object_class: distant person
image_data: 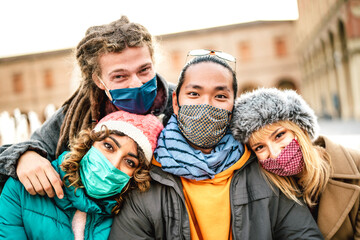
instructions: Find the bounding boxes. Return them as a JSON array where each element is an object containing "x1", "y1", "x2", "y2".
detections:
[
  {"x1": 0, "y1": 110, "x2": 163, "y2": 239},
  {"x1": 231, "y1": 87, "x2": 360, "y2": 240},
  {"x1": 109, "y1": 52, "x2": 323, "y2": 239},
  {"x1": 0, "y1": 15, "x2": 175, "y2": 198}
]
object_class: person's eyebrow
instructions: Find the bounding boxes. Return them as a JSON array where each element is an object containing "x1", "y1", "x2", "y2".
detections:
[
  {"x1": 215, "y1": 86, "x2": 231, "y2": 92},
  {"x1": 108, "y1": 136, "x2": 139, "y2": 159},
  {"x1": 108, "y1": 136, "x2": 121, "y2": 148},
  {"x1": 250, "y1": 142, "x2": 260, "y2": 149},
  {"x1": 128, "y1": 152, "x2": 139, "y2": 159},
  {"x1": 270, "y1": 128, "x2": 282, "y2": 138},
  {"x1": 108, "y1": 62, "x2": 153, "y2": 75},
  {"x1": 138, "y1": 62, "x2": 152, "y2": 69},
  {"x1": 135, "y1": 62, "x2": 153, "y2": 72},
  {"x1": 250, "y1": 128, "x2": 282, "y2": 148},
  {"x1": 184, "y1": 84, "x2": 231, "y2": 91},
  {"x1": 184, "y1": 84, "x2": 202, "y2": 90}
]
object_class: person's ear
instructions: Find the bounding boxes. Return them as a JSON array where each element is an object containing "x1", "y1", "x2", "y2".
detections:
[
  {"x1": 172, "y1": 91, "x2": 179, "y2": 115},
  {"x1": 92, "y1": 73, "x2": 106, "y2": 90}
]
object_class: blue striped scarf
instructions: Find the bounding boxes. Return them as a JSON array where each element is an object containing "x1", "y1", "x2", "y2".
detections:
[{"x1": 154, "y1": 115, "x2": 244, "y2": 180}]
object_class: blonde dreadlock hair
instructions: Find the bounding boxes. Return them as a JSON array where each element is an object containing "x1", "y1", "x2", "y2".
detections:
[{"x1": 56, "y1": 15, "x2": 155, "y2": 157}]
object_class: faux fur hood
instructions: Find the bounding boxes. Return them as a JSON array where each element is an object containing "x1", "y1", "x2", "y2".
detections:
[{"x1": 230, "y1": 88, "x2": 319, "y2": 143}]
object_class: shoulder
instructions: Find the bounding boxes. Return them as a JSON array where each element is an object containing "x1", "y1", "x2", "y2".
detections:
[
  {"x1": 1, "y1": 177, "x2": 31, "y2": 205},
  {"x1": 44, "y1": 106, "x2": 66, "y2": 124},
  {"x1": 2, "y1": 177, "x2": 22, "y2": 191},
  {"x1": 315, "y1": 135, "x2": 360, "y2": 173},
  {"x1": 127, "y1": 180, "x2": 167, "y2": 206},
  {"x1": 156, "y1": 73, "x2": 176, "y2": 93},
  {"x1": 233, "y1": 157, "x2": 281, "y2": 201}
]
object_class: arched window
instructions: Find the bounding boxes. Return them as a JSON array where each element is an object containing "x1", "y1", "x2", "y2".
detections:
[{"x1": 276, "y1": 78, "x2": 297, "y2": 90}]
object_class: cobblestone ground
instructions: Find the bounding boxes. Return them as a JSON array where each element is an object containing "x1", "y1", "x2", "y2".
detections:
[{"x1": 318, "y1": 119, "x2": 360, "y2": 150}]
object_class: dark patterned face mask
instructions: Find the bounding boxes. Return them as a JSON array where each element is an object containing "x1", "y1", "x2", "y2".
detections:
[{"x1": 177, "y1": 104, "x2": 231, "y2": 149}]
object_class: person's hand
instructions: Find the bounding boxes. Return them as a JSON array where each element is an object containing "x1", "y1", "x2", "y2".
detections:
[{"x1": 16, "y1": 151, "x2": 64, "y2": 199}]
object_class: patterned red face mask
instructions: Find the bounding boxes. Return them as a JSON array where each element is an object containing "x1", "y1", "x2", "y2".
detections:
[{"x1": 259, "y1": 139, "x2": 304, "y2": 176}]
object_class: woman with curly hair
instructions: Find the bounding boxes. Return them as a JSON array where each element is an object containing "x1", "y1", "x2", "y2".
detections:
[
  {"x1": 0, "y1": 110, "x2": 163, "y2": 239},
  {"x1": 231, "y1": 88, "x2": 360, "y2": 239}
]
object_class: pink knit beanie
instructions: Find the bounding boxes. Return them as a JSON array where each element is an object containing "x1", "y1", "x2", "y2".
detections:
[{"x1": 93, "y1": 111, "x2": 164, "y2": 162}]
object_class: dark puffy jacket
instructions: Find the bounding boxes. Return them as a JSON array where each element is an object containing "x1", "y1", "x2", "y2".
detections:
[
  {"x1": 0, "y1": 152, "x2": 116, "y2": 239},
  {"x1": 109, "y1": 154, "x2": 324, "y2": 240}
]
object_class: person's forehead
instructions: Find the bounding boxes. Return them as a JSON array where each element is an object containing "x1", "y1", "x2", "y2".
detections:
[
  {"x1": 98, "y1": 48, "x2": 153, "y2": 73},
  {"x1": 183, "y1": 62, "x2": 233, "y2": 89}
]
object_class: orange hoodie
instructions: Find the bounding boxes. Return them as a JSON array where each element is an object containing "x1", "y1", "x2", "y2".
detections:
[{"x1": 152, "y1": 145, "x2": 251, "y2": 240}]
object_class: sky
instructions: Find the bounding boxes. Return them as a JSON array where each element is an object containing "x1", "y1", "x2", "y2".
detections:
[{"x1": 0, "y1": 0, "x2": 298, "y2": 58}]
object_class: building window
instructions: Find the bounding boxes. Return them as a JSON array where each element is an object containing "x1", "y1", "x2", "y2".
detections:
[
  {"x1": 277, "y1": 78, "x2": 296, "y2": 90},
  {"x1": 238, "y1": 41, "x2": 251, "y2": 62},
  {"x1": 13, "y1": 73, "x2": 24, "y2": 94},
  {"x1": 44, "y1": 69, "x2": 54, "y2": 89},
  {"x1": 274, "y1": 37, "x2": 287, "y2": 57}
]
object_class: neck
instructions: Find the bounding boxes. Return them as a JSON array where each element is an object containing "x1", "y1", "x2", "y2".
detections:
[{"x1": 188, "y1": 141, "x2": 213, "y2": 154}]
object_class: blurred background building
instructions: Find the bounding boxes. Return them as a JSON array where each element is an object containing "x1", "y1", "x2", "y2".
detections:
[
  {"x1": 0, "y1": 0, "x2": 359, "y2": 146},
  {"x1": 156, "y1": 20, "x2": 300, "y2": 93},
  {"x1": 0, "y1": 20, "x2": 299, "y2": 121},
  {"x1": 296, "y1": 0, "x2": 360, "y2": 120},
  {"x1": 0, "y1": 49, "x2": 75, "y2": 119}
]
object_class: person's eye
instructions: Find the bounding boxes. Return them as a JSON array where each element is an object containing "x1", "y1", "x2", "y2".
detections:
[
  {"x1": 188, "y1": 92, "x2": 199, "y2": 97},
  {"x1": 253, "y1": 145, "x2": 264, "y2": 152},
  {"x1": 275, "y1": 132, "x2": 285, "y2": 139},
  {"x1": 139, "y1": 67, "x2": 151, "y2": 74},
  {"x1": 113, "y1": 74, "x2": 128, "y2": 81},
  {"x1": 103, "y1": 142, "x2": 114, "y2": 151},
  {"x1": 125, "y1": 159, "x2": 137, "y2": 168},
  {"x1": 215, "y1": 94, "x2": 228, "y2": 99}
]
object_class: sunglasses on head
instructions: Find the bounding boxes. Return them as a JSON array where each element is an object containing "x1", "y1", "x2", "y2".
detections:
[{"x1": 186, "y1": 49, "x2": 236, "y2": 71}]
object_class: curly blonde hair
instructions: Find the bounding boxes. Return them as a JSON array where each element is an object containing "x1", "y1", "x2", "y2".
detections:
[
  {"x1": 249, "y1": 120, "x2": 332, "y2": 207},
  {"x1": 60, "y1": 126, "x2": 151, "y2": 215}
]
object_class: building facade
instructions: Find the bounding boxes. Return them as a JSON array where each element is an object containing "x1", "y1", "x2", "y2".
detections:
[
  {"x1": 155, "y1": 20, "x2": 300, "y2": 96},
  {"x1": 0, "y1": 49, "x2": 78, "y2": 121},
  {"x1": 296, "y1": 0, "x2": 360, "y2": 120},
  {"x1": 0, "y1": 20, "x2": 300, "y2": 119}
]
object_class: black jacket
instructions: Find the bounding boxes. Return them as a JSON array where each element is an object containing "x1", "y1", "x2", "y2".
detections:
[{"x1": 109, "y1": 154, "x2": 324, "y2": 240}]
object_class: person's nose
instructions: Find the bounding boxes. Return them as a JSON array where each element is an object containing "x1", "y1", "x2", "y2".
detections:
[
  {"x1": 203, "y1": 96, "x2": 212, "y2": 106},
  {"x1": 108, "y1": 154, "x2": 123, "y2": 170},
  {"x1": 128, "y1": 75, "x2": 143, "y2": 88},
  {"x1": 268, "y1": 144, "x2": 282, "y2": 159}
]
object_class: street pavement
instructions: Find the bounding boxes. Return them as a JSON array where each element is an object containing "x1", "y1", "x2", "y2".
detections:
[{"x1": 318, "y1": 119, "x2": 360, "y2": 150}]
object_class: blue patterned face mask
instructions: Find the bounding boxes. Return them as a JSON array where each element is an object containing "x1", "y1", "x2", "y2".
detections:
[
  {"x1": 177, "y1": 104, "x2": 232, "y2": 148},
  {"x1": 99, "y1": 76, "x2": 157, "y2": 114},
  {"x1": 79, "y1": 146, "x2": 130, "y2": 199}
]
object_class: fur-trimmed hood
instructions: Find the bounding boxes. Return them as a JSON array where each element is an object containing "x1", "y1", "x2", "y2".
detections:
[{"x1": 230, "y1": 88, "x2": 319, "y2": 143}]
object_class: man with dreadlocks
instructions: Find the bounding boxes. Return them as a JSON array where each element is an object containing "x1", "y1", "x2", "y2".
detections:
[{"x1": 0, "y1": 15, "x2": 175, "y2": 199}]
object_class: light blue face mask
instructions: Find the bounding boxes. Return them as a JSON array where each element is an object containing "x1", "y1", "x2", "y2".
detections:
[
  {"x1": 79, "y1": 146, "x2": 131, "y2": 199},
  {"x1": 99, "y1": 76, "x2": 157, "y2": 114}
]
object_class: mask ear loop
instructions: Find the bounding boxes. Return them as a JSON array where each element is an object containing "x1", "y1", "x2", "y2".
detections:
[{"x1": 97, "y1": 76, "x2": 113, "y2": 101}]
